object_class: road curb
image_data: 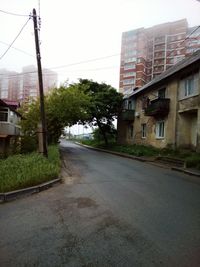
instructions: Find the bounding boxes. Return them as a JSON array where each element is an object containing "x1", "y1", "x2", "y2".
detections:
[
  {"x1": 76, "y1": 142, "x2": 151, "y2": 162},
  {"x1": 76, "y1": 142, "x2": 200, "y2": 178},
  {"x1": 171, "y1": 167, "x2": 200, "y2": 177},
  {"x1": 0, "y1": 178, "x2": 62, "y2": 203}
]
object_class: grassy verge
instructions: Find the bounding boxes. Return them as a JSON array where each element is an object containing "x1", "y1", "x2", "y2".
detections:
[
  {"x1": 80, "y1": 140, "x2": 200, "y2": 169},
  {"x1": 0, "y1": 145, "x2": 61, "y2": 193},
  {"x1": 80, "y1": 140, "x2": 159, "y2": 156}
]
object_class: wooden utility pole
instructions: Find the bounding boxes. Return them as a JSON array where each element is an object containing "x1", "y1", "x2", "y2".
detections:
[{"x1": 32, "y1": 8, "x2": 48, "y2": 157}]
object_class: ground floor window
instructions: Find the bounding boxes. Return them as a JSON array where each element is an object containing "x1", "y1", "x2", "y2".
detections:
[
  {"x1": 141, "y1": 123, "x2": 147, "y2": 138},
  {"x1": 156, "y1": 121, "x2": 165, "y2": 138}
]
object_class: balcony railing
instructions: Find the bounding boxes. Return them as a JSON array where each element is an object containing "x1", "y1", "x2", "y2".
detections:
[
  {"x1": 145, "y1": 98, "x2": 170, "y2": 117},
  {"x1": 121, "y1": 109, "x2": 135, "y2": 121},
  {"x1": 0, "y1": 122, "x2": 21, "y2": 136}
]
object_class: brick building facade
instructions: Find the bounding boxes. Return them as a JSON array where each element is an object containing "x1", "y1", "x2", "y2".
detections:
[{"x1": 119, "y1": 19, "x2": 200, "y2": 94}]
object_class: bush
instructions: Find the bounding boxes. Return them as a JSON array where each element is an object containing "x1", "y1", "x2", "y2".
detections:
[
  {"x1": 185, "y1": 154, "x2": 200, "y2": 169},
  {"x1": 21, "y1": 135, "x2": 37, "y2": 154},
  {"x1": 0, "y1": 145, "x2": 61, "y2": 193}
]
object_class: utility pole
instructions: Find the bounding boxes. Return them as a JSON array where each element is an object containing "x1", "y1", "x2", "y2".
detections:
[{"x1": 32, "y1": 8, "x2": 48, "y2": 157}]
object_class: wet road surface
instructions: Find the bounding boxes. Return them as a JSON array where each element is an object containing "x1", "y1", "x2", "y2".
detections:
[{"x1": 0, "y1": 140, "x2": 200, "y2": 267}]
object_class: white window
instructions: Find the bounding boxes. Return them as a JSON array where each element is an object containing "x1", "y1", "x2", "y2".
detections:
[
  {"x1": 156, "y1": 121, "x2": 165, "y2": 138},
  {"x1": 179, "y1": 73, "x2": 198, "y2": 99},
  {"x1": 123, "y1": 72, "x2": 135, "y2": 78},
  {"x1": 141, "y1": 123, "x2": 147, "y2": 138},
  {"x1": 184, "y1": 77, "x2": 194, "y2": 96},
  {"x1": 124, "y1": 63, "x2": 136, "y2": 70},
  {"x1": 123, "y1": 78, "x2": 135, "y2": 85},
  {"x1": 124, "y1": 57, "x2": 136, "y2": 63}
]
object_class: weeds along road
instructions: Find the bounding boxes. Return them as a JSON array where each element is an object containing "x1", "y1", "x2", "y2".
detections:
[{"x1": 0, "y1": 140, "x2": 200, "y2": 267}]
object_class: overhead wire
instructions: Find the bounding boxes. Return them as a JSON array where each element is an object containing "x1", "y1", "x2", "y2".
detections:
[
  {"x1": 0, "y1": 9, "x2": 30, "y2": 17},
  {"x1": 0, "y1": 53, "x2": 120, "y2": 78},
  {"x1": 49, "y1": 53, "x2": 120, "y2": 70},
  {"x1": 166, "y1": 25, "x2": 200, "y2": 58},
  {"x1": 0, "y1": 65, "x2": 119, "y2": 80},
  {"x1": 0, "y1": 40, "x2": 35, "y2": 58},
  {"x1": 0, "y1": 17, "x2": 31, "y2": 61}
]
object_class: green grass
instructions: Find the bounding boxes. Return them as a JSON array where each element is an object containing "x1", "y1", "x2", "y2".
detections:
[
  {"x1": 0, "y1": 145, "x2": 61, "y2": 193},
  {"x1": 81, "y1": 140, "x2": 159, "y2": 157},
  {"x1": 185, "y1": 154, "x2": 200, "y2": 169}
]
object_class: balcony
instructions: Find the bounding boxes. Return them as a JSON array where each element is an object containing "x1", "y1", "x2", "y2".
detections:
[
  {"x1": 145, "y1": 98, "x2": 170, "y2": 117},
  {"x1": 0, "y1": 122, "x2": 21, "y2": 136},
  {"x1": 121, "y1": 109, "x2": 135, "y2": 121}
]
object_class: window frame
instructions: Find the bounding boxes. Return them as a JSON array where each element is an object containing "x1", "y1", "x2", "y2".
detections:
[
  {"x1": 141, "y1": 123, "x2": 147, "y2": 139},
  {"x1": 156, "y1": 120, "x2": 165, "y2": 139},
  {"x1": 184, "y1": 76, "x2": 194, "y2": 97},
  {"x1": 0, "y1": 107, "x2": 9, "y2": 122}
]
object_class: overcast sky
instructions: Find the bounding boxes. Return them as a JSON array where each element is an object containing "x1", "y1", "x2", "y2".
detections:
[{"x1": 0, "y1": 0, "x2": 200, "y2": 89}]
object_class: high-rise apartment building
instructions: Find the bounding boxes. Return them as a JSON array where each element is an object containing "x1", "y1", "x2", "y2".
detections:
[
  {"x1": 119, "y1": 19, "x2": 200, "y2": 94},
  {"x1": 18, "y1": 65, "x2": 39, "y2": 101},
  {"x1": 0, "y1": 66, "x2": 58, "y2": 103},
  {"x1": 0, "y1": 69, "x2": 20, "y2": 100}
]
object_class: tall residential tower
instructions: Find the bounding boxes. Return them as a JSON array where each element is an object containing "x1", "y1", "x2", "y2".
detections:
[{"x1": 119, "y1": 19, "x2": 200, "y2": 94}]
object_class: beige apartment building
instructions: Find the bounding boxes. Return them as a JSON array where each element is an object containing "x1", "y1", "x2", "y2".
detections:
[{"x1": 118, "y1": 50, "x2": 200, "y2": 151}]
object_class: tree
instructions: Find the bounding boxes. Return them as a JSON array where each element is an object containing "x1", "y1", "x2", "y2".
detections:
[
  {"x1": 76, "y1": 79, "x2": 123, "y2": 146},
  {"x1": 19, "y1": 79, "x2": 122, "y2": 150},
  {"x1": 19, "y1": 85, "x2": 90, "y2": 148},
  {"x1": 45, "y1": 85, "x2": 90, "y2": 143}
]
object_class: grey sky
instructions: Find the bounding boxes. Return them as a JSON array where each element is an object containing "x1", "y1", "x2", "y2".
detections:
[{"x1": 0, "y1": 0, "x2": 200, "y2": 89}]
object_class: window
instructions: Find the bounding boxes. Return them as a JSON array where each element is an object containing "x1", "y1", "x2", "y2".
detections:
[
  {"x1": 123, "y1": 100, "x2": 129, "y2": 109},
  {"x1": 124, "y1": 63, "x2": 136, "y2": 70},
  {"x1": 123, "y1": 72, "x2": 135, "y2": 78},
  {"x1": 123, "y1": 78, "x2": 135, "y2": 85},
  {"x1": 124, "y1": 57, "x2": 136, "y2": 63},
  {"x1": 156, "y1": 121, "x2": 165, "y2": 138},
  {"x1": 184, "y1": 77, "x2": 194, "y2": 96},
  {"x1": 128, "y1": 100, "x2": 135, "y2": 110},
  {"x1": 141, "y1": 123, "x2": 147, "y2": 138},
  {"x1": 0, "y1": 107, "x2": 8, "y2": 122},
  {"x1": 179, "y1": 73, "x2": 198, "y2": 100}
]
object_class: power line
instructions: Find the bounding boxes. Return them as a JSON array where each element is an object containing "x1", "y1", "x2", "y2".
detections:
[
  {"x1": 0, "y1": 40, "x2": 35, "y2": 58},
  {"x1": 0, "y1": 17, "x2": 31, "y2": 61},
  {"x1": 0, "y1": 9, "x2": 30, "y2": 17},
  {"x1": 0, "y1": 65, "x2": 119, "y2": 80},
  {"x1": 49, "y1": 53, "x2": 120, "y2": 70},
  {"x1": 0, "y1": 53, "x2": 120, "y2": 78}
]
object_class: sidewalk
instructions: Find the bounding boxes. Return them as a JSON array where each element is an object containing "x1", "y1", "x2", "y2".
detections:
[{"x1": 76, "y1": 142, "x2": 200, "y2": 178}]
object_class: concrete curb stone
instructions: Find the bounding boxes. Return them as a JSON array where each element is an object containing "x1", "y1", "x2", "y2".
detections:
[
  {"x1": 76, "y1": 142, "x2": 200, "y2": 178},
  {"x1": 0, "y1": 178, "x2": 62, "y2": 203}
]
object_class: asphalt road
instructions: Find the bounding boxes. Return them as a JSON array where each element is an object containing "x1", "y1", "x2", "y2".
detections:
[{"x1": 0, "y1": 140, "x2": 200, "y2": 267}]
